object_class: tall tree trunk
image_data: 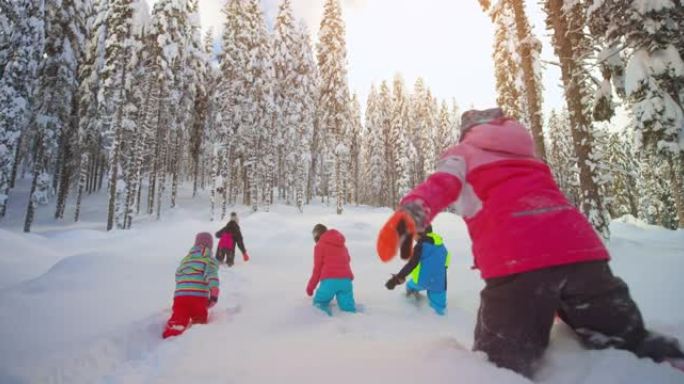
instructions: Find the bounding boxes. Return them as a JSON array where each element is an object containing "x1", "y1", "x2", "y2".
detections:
[
  {"x1": 24, "y1": 138, "x2": 45, "y2": 233},
  {"x1": 545, "y1": 0, "x2": 609, "y2": 237},
  {"x1": 9, "y1": 134, "x2": 23, "y2": 189},
  {"x1": 74, "y1": 153, "x2": 88, "y2": 222},
  {"x1": 668, "y1": 154, "x2": 684, "y2": 228},
  {"x1": 510, "y1": 0, "x2": 546, "y2": 159}
]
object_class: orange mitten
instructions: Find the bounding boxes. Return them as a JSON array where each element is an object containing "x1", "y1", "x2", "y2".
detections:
[{"x1": 376, "y1": 210, "x2": 417, "y2": 262}]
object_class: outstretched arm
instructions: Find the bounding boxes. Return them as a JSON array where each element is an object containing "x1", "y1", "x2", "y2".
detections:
[
  {"x1": 378, "y1": 152, "x2": 466, "y2": 263},
  {"x1": 399, "y1": 154, "x2": 466, "y2": 230}
]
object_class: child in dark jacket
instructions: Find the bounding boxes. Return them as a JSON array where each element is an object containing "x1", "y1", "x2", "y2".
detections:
[
  {"x1": 376, "y1": 108, "x2": 684, "y2": 377},
  {"x1": 162, "y1": 232, "x2": 220, "y2": 339},
  {"x1": 306, "y1": 224, "x2": 356, "y2": 316},
  {"x1": 215, "y1": 212, "x2": 249, "y2": 266},
  {"x1": 385, "y1": 225, "x2": 450, "y2": 315}
]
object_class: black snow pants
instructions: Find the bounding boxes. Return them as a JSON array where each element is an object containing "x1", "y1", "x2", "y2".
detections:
[
  {"x1": 216, "y1": 247, "x2": 236, "y2": 266},
  {"x1": 473, "y1": 260, "x2": 684, "y2": 378}
]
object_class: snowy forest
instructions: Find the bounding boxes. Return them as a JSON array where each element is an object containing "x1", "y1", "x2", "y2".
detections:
[{"x1": 1, "y1": 0, "x2": 683, "y2": 236}]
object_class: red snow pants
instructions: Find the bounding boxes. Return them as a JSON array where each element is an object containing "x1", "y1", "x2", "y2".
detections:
[{"x1": 162, "y1": 296, "x2": 209, "y2": 339}]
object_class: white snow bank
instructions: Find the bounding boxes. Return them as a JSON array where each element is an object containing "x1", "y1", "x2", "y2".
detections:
[{"x1": 0, "y1": 186, "x2": 682, "y2": 383}]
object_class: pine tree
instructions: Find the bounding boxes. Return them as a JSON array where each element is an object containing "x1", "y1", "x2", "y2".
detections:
[
  {"x1": 377, "y1": 80, "x2": 393, "y2": 207},
  {"x1": 546, "y1": 109, "x2": 580, "y2": 205},
  {"x1": 603, "y1": 129, "x2": 639, "y2": 219},
  {"x1": 544, "y1": 0, "x2": 611, "y2": 238},
  {"x1": 348, "y1": 93, "x2": 362, "y2": 205},
  {"x1": 99, "y1": 0, "x2": 137, "y2": 231},
  {"x1": 217, "y1": 0, "x2": 247, "y2": 214},
  {"x1": 0, "y1": 0, "x2": 44, "y2": 219},
  {"x1": 435, "y1": 100, "x2": 452, "y2": 160},
  {"x1": 589, "y1": 0, "x2": 684, "y2": 227},
  {"x1": 75, "y1": 0, "x2": 108, "y2": 222},
  {"x1": 481, "y1": 0, "x2": 546, "y2": 158},
  {"x1": 250, "y1": 0, "x2": 275, "y2": 211},
  {"x1": 392, "y1": 74, "x2": 411, "y2": 199},
  {"x1": 25, "y1": 0, "x2": 84, "y2": 232},
  {"x1": 362, "y1": 84, "x2": 385, "y2": 206},
  {"x1": 53, "y1": 0, "x2": 91, "y2": 221},
  {"x1": 410, "y1": 78, "x2": 432, "y2": 182},
  {"x1": 292, "y1": 22, "x2": 317, "y2": 212},
  {"x1": 317, "y1": 0, "x2": 351, "y2": 214},
  {"x1": 273, "y1": 0, "x2": 298, "y2": 203}
]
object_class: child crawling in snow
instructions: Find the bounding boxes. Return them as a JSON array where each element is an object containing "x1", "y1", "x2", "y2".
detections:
[
  {"x1": 215, "y1": 212, "x2": 249, "y2": 267},
  {"x1": 377, "y1": 108, "x2": 684, "y2": 377},
  {"x1": 306, "y1": 224, "x2": 356, "y2": 315},
  {"x1": 162, "y1": 232, "x2": 220, "y2": 339}
]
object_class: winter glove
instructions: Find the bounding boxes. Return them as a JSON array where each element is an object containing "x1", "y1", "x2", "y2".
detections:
[
  {"x1": 377, "y1": 210, "x2": 417, "y2": 262},
  {"x1": 208, "y1": 287, "x2": 219, "y2": 308},
  {"x1": 208, "y1": 296, "x2": 218, "y2": 308},
  {"x1": 385, "y1": 274, "x2": 405, "y2": 290},
  {"x1": 243, "y1": 252, "x2": 250, "y2": 262}
]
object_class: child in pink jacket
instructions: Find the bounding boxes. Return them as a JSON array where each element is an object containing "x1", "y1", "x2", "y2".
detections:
[
  {"x1": 306, "y1": 224, "x2": 356, "y2": 315},
  {"x1": 377, "y1": 108, "x2": 683, "y2": 377}
]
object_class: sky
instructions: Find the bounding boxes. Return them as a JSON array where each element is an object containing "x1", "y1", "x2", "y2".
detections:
[{"x1": 145, "y1": 0, "x2": 567, "y2": 117}]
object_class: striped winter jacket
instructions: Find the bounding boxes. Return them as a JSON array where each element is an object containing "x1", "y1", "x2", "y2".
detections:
[{"x1": 174, "y1": 245, "x2": 220, "y2": 299}]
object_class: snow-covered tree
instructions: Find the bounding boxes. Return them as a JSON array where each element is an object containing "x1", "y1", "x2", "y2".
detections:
[
  {"x1": 391, "y1": 74, "x2": 412, "y2": 199},
  {"x1": 291, "y1": 22, "x2": 317, "y2": 212},
  {"x1": 544, "y1": 0, "x2": 611, "y2": 238},
  {"x1": 98, "y1": 0, "x2": 137, "y2": 231},
  {"x1": 546, "y1": 109, "x2": 580, "y2": 205},
  {"x1": 481, "y1": 0, "x2": 546, "y2": 158},
  {"x1": 348, "y1": 93, "x2": 362, "y2": 205},
  {"x1": 0, "y1": 0, "x2": 44, "y2": 219},
  {"x1": 75, "y1": 0, "x2": 108, "y2": 222},
  {"x1": 239, "y1": 0, "x2": 275, "y2": 211},
  {"x1": 588, "y1": 0, "x2": 684, "y2": 227},
  {"x1": 317, "y1": 0, "x2": 351, "y2": 214},
  {"x1": 25, "y1": 0, "x2": 87, "y2": 232},
  {"x1": 362, "y1": 84, "x2": 385, "y2": 206}
]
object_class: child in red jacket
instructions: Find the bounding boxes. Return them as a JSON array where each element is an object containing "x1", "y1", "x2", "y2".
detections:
[
  {"x1": 306, "y1": 224, "x2": 356, "y2": 316},
  {"x1": 377, "y1": 108, "x2": 684, "y2": 377}
]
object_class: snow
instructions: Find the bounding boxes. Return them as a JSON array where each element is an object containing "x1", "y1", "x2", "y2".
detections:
[
  {"x1": 0, "y1": 182, "x2": 683, "y2": 383},
  {"x1": 631, "y1": 0, "x2": 676, "y2": 13}
]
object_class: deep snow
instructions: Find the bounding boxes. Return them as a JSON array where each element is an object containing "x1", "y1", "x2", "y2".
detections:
[{"x1": 0, "y1": 184, "x2": 683, "y2": 384}]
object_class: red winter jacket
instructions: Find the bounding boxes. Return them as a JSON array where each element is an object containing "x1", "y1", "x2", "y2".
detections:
[
  {"x1": 306, "y1": 230, "x2": 355, "y2": 292},
  {"x1": 400, "y1": 118, "x2": 609, "y2": 279}
]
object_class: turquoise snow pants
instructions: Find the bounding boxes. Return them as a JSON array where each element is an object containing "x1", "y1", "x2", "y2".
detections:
[
  {"x1": 407, "y1": 279, "x2": 446, "y2": 315},
  {"x1": 313, "y1": 278, "x2": 356, "y2": 315}
]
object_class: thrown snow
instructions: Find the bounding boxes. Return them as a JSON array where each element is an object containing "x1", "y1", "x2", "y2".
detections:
[{"x1": 0, "y1": 184, "x2": 683, "y2": 383}]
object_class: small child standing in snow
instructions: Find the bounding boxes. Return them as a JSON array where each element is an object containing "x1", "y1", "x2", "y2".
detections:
[
  {"x1": 306, "y1": 224, "x2": 356, "y2": 315},
  {"x1": 215, "y1": 212, "x2": 249, "y2": 267},
  {"x1": 162, "y1": 232, "x2": 220, "y2": 339},
  {"x1": 385, "y1": 225, "x2": 450, "y2": 315}
]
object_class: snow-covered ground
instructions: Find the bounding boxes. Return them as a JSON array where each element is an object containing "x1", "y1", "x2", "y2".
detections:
[{"x1": 1, "y1": 183, "x2": 683, "y2": 383}]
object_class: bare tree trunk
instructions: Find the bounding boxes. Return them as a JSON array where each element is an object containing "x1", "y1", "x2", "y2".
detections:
[
  {"x1": 510, "y1": 0, "x2": 546, "y2": 159},
  {"x1": 668, "y1": 154, "x2": 684, "y2": 228},
  {"x1": 74, "y1": 153, "x2": 88, "y2": 222},
  {"x1": 545, "y1": 0, "x2": 609, "y2": 237},
  {"x1": 9, "y1": 134, "x2": 23, "y2": 189}
]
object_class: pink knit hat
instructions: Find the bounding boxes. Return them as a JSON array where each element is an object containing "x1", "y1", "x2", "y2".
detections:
[{"x1": 194, "y1": 232, "x2": 213, "y2": 250}]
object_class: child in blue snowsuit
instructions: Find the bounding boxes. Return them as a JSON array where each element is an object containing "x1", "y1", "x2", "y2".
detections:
[{"x1": 385, "y1": 225, "x2": 450, "y2": 315}]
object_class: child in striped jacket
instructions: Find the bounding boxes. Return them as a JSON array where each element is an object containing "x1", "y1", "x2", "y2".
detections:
[{"x1": 162, "y1": 232, "x2": 220, "y2": 339}]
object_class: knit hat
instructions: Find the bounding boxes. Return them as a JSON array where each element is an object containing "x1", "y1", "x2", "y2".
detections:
[
  {"x1": 194, "y1": 232, "x2": 213, "y2": 250},
  {"x1": 459, "y1": 108, "x2": 505, "y2": 141},
  {"x1": 230, "y1": 211, "x2": 238, "y2": 223}
]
